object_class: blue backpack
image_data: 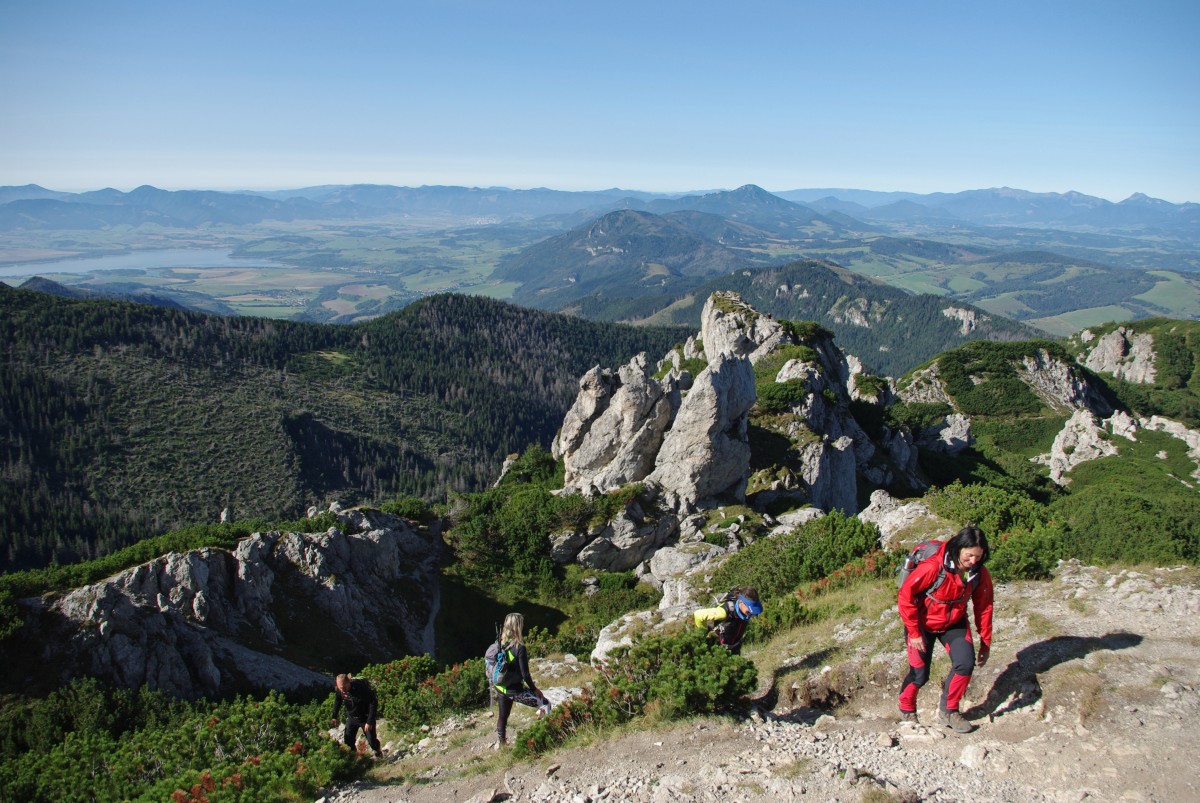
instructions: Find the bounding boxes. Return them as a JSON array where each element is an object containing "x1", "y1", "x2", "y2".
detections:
[{"x1": 485, "y1": 640, "x2": 519, "y2": 691}]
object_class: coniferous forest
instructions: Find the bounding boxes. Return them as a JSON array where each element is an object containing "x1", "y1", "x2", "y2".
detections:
[{"x1": 0, "y1": 285, "x2": 689, "y2": 570}]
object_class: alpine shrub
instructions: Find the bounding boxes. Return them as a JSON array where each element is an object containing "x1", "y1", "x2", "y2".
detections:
[
  {"x1": 358, "y1": 655, "x2": 487, "y2": 733},
  {"x1": 987, "y1": 524, "x2": 1065, "y2": 582},
  {"x1": 712, "y1": 510, "x2": 881, "y2": 598},
  {"x1": 513, "y1": 628, "x2": 756, "y2": 758}
]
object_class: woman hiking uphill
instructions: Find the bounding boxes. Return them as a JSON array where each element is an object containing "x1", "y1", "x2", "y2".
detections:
[
  {"x1": 492, "y1": 612, "x2": 552, "y2": 749},
  {"x1": 898, "y1": 526, "x2": 993, "y2": 733}
]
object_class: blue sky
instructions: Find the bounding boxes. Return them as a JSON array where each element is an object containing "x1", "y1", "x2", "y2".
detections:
[{"x1": 2, "y1": 1, "x2": 1197, "y2": 201}]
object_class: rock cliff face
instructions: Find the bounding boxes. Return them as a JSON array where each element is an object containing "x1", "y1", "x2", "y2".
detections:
[
  {"x1": 1033, "y1": 410, "x2": 1200, "y2": 486},
  {"x1": 1078, "y1": 326, "x2": 1157, "y2": 384},
  {"x1": 18, "y1": 509, "x2": 441, "y2": 698},
  {"x1": 1018, "y1": 349, "x2": 1113, "y2": 415}
]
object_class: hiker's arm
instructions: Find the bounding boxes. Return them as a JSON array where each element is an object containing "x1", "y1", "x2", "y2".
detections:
[
  {"x1": 973, "y1": 568, "x2": 995, "y2": 648},
  {"x1": 331, "y1": 692, "x2": 342, "y2": 724},
  {"x1": 517, "y1": 645, "x2": 539, "y2": 694},
  {"x1": 365, "y1": 688, "x2": 378, "y2": 722},
  {"x1": 693, "y1": 606, "x2": 727, "y2": 629}
]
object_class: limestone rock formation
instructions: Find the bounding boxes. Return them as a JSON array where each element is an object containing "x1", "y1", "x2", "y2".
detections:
[
  {"x1": 942, "y1": 306, "x2": 980, "y2": 335},
  {"x1": 1018, "y1": 348, "x2": 1113, "y2": 415},
  {"x1": 1079, "y1": 326, "x2": 1157, "y2": 384},
  {"x1": 1033, "y1": 409, "x2": 1134, "y2": 485},
  {"x1": 646, "y1": 352, "x2": 756, "y2": 511},
  {"x1": 552, "y1": 354, "x2": 681, "y2": 495},
  {"x1": 20, "y1": 510, "x2": 442, "y2": 698},
  {"x1": 857, "y1": 490, "x2": 942, "y2": 548},
  {"x1": 1033, "y1": 410, "x2": 1200, "y2": 486},
  {"x1": 700, "y1": 291, "x2": 787, "y2": 363}
]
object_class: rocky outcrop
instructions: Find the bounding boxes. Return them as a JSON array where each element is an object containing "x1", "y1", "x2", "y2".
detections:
[
  {"x1": 897, "y1": 363, "x2": 954, "y2": 406},
  {"x1": 647, "y1": 352, "x2": 756, "y2": 511},
  {"x1": 1034, "y1": 410, "x2": 1115, "y2": 485},
  {"x1": 701, "y1": 292, "x2": 787, "y2": 363},
  {"x1": 916, "y1": 412, "x2": 972, "y2": 455},
  {"x1": 574, "y1": 501, "x2": 679, "y2": 572},
  {"x1": 1019, "y1": 349, "x2": 1113, "y2": 416},
  {"x1": 553, "y1": 354, "x2": 681, "y2": 495},
  {"x1": 1143, "y1": 416, "x2": 1200, "y2": 483},
  {"x1": 1033, "y1": 410, "x2": 1200, "y2": 486},
  {"x1": 942, "y1": 306, "x2": 980, "y2": 335},
  {"x1": 1080, "y1": 327, "x2": 1157, "y2": 384},
  {"x1": 857, "y1": 490, "x2": 941, "y2": 548},
  {"x1": 21, "y1": 511, "x2": 441, "y2": 698}
]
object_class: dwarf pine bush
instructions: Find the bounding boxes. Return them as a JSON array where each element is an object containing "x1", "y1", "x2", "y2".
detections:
[{"x1": 513, "y1": 628, "x2": 756, "y2": 758}]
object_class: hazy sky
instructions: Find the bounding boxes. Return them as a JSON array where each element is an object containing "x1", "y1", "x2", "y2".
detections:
[{"x1": 2, "y1": 1, "x2": 1197, "y2": 201}]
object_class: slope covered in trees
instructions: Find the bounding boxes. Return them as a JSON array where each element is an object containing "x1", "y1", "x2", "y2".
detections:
[
  {"x1": 573, "y1": 260, "x2": 1045, "y2": 376},
  {"x1": 0, "y1": 286, "x2": 687, "y2": 570}
]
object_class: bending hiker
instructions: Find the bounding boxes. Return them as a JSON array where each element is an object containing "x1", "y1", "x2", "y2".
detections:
[
  {"x1": 492, "y1": 612, "x2": 552, "y2": 749},
  {"x1": 694, "y1": 586, "x2": 762, "y2": 655},
  {"x1": 897, "y1": 526, "x2": 993, "y2": 733},
  {"x1": 332, "y1": 673, "x2": 384, "y2": 758}
]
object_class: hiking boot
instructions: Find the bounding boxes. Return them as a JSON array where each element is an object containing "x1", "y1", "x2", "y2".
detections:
[
  {"x1": 490, "y1": 735, "x2": 506, "y2": 751},
  {"x1": 939, "y1": 707, "x2": 976, "y2": 733},
  {"x1": 899, "y1": 709, "x2": 919, "y2": 724}
]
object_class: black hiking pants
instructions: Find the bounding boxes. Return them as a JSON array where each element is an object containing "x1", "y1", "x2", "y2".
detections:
[
  {"x1": 343, "y1": 716, "x2": 382, "y2": 756},
  {"x1": 898, "y1": 621, "x2": 976, "y2": 712}
]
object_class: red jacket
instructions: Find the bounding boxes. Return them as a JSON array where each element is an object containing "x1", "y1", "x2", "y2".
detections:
[{"x1": 898, "y1": 541, "x2": 993, "y2": 646}]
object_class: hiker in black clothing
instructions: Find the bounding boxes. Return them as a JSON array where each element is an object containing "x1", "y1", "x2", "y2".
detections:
[
  {"x1": 332, "y1": 673, "x2": 384, "y2": 758},
  {"x1": 693, "y1": 586, "x2": 763, "y2": 654},
  {"x1": 492, "y1": 612, "x2": 552, "y2": 749}
]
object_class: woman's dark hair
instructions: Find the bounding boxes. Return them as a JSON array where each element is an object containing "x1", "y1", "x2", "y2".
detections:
[
  {"x1": 946, "y1": 526, "x2": 990, "y2": 565},
  {"x1": 736, "y1": 586, "x2": 760, "y2": 602}
]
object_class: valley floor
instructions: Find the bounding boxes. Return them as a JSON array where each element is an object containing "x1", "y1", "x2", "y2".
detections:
[{"x1": 321, "y1": 563, "x2": 1200, "y2": 802}]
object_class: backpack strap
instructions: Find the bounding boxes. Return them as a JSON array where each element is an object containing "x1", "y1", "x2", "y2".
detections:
[{"x1": 925, "y1": 567, "x2": 980, "y2": 605}]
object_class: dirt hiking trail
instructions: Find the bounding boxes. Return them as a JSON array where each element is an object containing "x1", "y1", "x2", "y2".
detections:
[{"x1": 321, "y1": 563, "x2": 1200, "y2": 803}]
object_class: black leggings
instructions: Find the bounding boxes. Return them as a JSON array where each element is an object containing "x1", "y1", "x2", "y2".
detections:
[{"x1": 496, "y1": 689, "x2": 549, "y2": 738}]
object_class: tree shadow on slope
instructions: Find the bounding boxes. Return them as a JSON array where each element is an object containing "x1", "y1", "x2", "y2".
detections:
[
  {"x1": 753, "y1": 647, "x2": 840, "y2": 723},
  {"x1": 966, "y1": 632, "x2": 1143, "y2": 721}
]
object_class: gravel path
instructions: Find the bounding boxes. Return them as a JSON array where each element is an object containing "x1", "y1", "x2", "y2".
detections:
[{"x1": 321, "y1": 563, "x2": 1200, "y2": 803}]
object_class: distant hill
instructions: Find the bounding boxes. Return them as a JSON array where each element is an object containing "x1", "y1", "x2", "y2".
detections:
[
  {"x1": 14, "y1": 275, "x2": 222, "y2": 313},
  {"x1": 0, "y1": 184, "x2": 676, "y2": 231},
  {"x1": 633, "y1": 184, "x2": 853, "y2": 237},
  {"x1": 495, "y1": 209, "x2": 769, "y2": 309},
  {"x1": 568, "y1": 259, "x2": 1044, "y2": 377},
  {"x1": 0, "y1": 286, "x2": 688, "y2": 570}
]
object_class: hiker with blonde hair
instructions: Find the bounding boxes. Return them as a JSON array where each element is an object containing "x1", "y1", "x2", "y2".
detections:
[{"x1": 491, "y1": 612, "x2": 551, "y2": 749}]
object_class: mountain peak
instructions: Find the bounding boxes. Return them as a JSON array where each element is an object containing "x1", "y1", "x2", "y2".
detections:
[{"x1": 1119, "y1": 192, "x2": 1169, "y2": 206}]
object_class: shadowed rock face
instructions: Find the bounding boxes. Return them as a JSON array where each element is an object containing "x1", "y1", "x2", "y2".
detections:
[{"x1": 19, "y1": 511, "x2": 441, "y2": 698}]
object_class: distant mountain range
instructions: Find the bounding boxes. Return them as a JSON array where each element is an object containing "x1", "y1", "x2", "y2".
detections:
[{"x1": 0, "y1": 182, "x2": 1195, "y2": 237}]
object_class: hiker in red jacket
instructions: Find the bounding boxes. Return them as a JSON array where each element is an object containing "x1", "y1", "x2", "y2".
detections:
[{"x1": 897, "y1": 526, "x2": 993, "y2": 733}]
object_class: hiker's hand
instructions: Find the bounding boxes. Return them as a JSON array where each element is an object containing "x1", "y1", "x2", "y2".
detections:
[
  {"x1": 331, "y1": 718, "x2": 338, "y2": 727},
  {"x1": 977, "y1": 644, "x2": 990, "y2": 667},
  {"x1": 364, "y1": 723, "x2": 374, "y2": 732},
  {"x1": 907, "y1": 635, "x2": 924, "y2": 653}
]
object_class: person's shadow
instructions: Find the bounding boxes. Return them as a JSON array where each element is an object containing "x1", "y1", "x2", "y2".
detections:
[{"x1": 966, "y1": 632, "x2": 1143, "y2": 720}]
